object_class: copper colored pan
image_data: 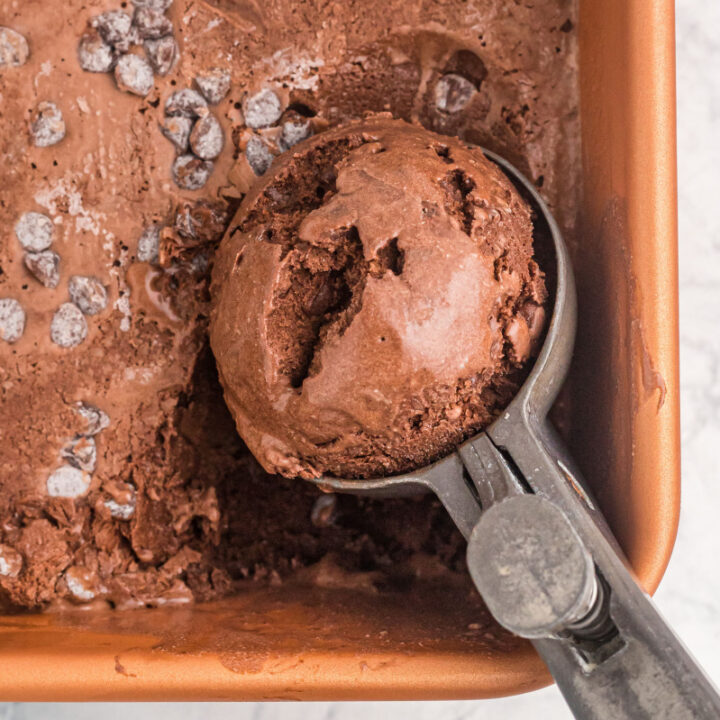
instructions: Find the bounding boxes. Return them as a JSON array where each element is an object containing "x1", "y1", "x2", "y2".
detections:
[{"x1": 0, "y1": 0, "x2": 680, "y2": 702}]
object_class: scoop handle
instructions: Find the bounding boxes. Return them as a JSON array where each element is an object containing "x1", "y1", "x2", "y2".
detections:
[{"x1": 463, "y1": 429, "x2": 720, "y2": 720}]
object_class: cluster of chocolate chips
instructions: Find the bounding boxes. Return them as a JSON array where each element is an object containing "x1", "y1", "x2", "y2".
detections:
[
  {"x1": 162, "y1": 71, "x2": 230, "y2": 190},
  {"x1": 16, "y1": 212, "x2": 60, "y2": 288},
  {"x1": 77, "y1": 0, "x2": 179, "y2": 96},
  {"x1": 75, "y1": 0, "x2": 234, "y2": 192},
  {"x1": 47, "y1": 402, "x2": 109, "y2": 500},
  {"x1": 240, "y1": 89, "x2": 314, "y2": 176},
  {"x1": 49, "y1": 275, "x2": 109, "y2": 348},
  {"x1": 3, "y1": 211, "x2": 110, "y2": 348},
  {"x1": 0, "y1": 213, "x2": 49, "y2": 345}
]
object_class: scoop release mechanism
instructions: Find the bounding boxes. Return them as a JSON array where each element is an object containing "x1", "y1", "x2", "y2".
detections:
[{"x1": 468, "y1": 495, "x2": 597, "y2": 639}]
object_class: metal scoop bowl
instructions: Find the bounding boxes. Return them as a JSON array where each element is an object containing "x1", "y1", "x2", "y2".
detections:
[{"x1": 310, "y1": 150, "x2": 720, "y2": 720}]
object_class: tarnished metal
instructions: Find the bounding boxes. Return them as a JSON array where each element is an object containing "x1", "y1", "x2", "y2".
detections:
[{"x1": 467, "y1": 495, "x2": 597, "y2": 639}]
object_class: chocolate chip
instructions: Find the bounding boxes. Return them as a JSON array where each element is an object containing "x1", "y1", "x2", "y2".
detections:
[
  {"x1": 114, "y1": 53, "x2": 155, "y2": 96},
  {"x1": 190, "y1": 113, "x2": 224, "y2": 160},
  {"x1": 50, "y1": 303, "x2": 87, "y2": 348},
  {"x1": 165, "y1": 88, "x2": 208, "y2": 117},
  {"x1": 172, "y1": 154, "x2": 213, "y2": 190},
  {"x1": 102, "y1": 481, "x2": 137, "y2": 520},
  {"x1": 61, "y1": 436, "x2": 97, "y2": 473},
  {"x1": 64, "y1": 567, "x2": 95, "y2": 601},
  {"x1": 132, "y1": 0, "x2": 173, "y2": 11},
  {"x1": 133, "y1": 7, "x2": 173, "y2": 39},
  {"x1": 434, "y1": 73, "x2": 476, "y2": 114},
  {"x1": 0, "y1": 27, "x2": 30, "y2": 67},
  {"x1": 68, "y1": 275, "x2": 108, "y2": 316},
  {"x1": 246, "y1": 135, "x2": 273, "y2": 175},
  {"x1": 104, "y1": 497, "x2": 136, "y2": 520},
  {"x1": 24, "y1": 251, "x2": 60, "y2": 289},
  {"x1": 47, "y1": 464, "x2": 90, "y2": 498},
  {"x1": 92, "y1": 10, "x2": 133, "y2": 47},
  {"x1": 30, "y1": 102, "x2": 65, "y2": 147},
  {"x1": 77, "y1": 30, "x2": 116, "y2": 73},
  {"x1": 310, "y1": 494, "x2": 338, "y2": 527},
  {"x1": 15, "y1": 211, "x2": 53, "y2": 251},
  {"x1": 160, "y1": 115, "x2": 192, "y2": 152},
  {"x1": 0, "y1": 544, "x2": 23, "y2": 578},
  {"x1": 194, "y1": 67, "x2": 231, "y2": 104},
  {"x1": 137, "y1": 225, "x2": 161, "y2": 263},
  {"x1": 244, "y1": 88, "x2": 283, "y2": 129},
  {"x1": 0, "y1": 298, "x2": 25, "y2": 344},
  {"x1": 76, "y1": 402, "x2": 110, "y2": 436},
  {"x1": 144, "y1": 35, "x2": 177, "y2": 76},
  {"x1": 280, "y1": 117, "x2": 312, "y2": 150}
]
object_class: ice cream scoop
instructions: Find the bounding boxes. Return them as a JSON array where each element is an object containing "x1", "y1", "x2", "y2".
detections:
[
  {"x1": 309, "y1": 149, "x2": 720, "y2": 719},
  {"x1": 211, "y1": 118, "x2": 547, "y2": 479}
]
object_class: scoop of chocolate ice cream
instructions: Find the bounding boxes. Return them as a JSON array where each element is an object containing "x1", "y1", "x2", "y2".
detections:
[{"x1": 210, "y1": 117, "x2": 547, "y2": 479}]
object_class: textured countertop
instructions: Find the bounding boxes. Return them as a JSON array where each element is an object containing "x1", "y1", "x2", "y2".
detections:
[{"x1": 2, "y1": 0, "x2": 718, "y2": 717}]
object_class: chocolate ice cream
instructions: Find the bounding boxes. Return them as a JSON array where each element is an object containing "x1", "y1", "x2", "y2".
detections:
[
  {"x1": 211, "y1": 118, "x2": 547, "y2": 479},
  {"x1": 0, "y1": 0, "x2": 578, "y2": 610}
]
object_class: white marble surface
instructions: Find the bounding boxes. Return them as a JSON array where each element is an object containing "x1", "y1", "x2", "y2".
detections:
[{"x1": 2, "y1": 0, "x2": 718, "y2": 717}]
